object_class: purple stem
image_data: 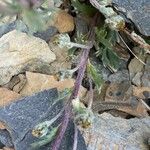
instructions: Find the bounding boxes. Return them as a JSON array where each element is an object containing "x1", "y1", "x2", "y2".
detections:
[
  {"x1": 52, "y1": 47, "x2": 92, "y2": 150},
  {"x1": 73, "y1": 125, "x2": 78, "y2": 150},
  {"x1": 52, "y1": 13, "x2": 97, "y2": 150},
  {"x1": 52, "y1": 103, "x2": 71, "y2": 150},
  {"x1": 88, "y1": 78, "x2": 94, "y2": 109},
  {"x1": 72, "y1": 48, "x2": 91, "y2": 99}
]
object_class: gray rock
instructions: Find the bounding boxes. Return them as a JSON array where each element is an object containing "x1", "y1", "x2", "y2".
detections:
[
  {"x1": 112, "y1": 0, "x2": 150, "y2": 36},
  {"x1": 0, "y1": 20, "x2": 27, "y2": 38},
  {"x1": 33, "y1": 27, "x2": 58, "y2": 42},
  {"x1": 0, "y1": 30, "x2": 56, "y2": 85},
  {"x1": 0, "y1": 88, "x2": 87, "y2": 150},
  {"x1": 0, "y1": 129, "x2": 13, "y2": 147},
  {"x1": 141, "y1": 56, "x2": 150, "y2": 87},
  {"x1": 132, "y1": 72, "x2": 143, "y2": 87},
  {"x1": 0, "y1": 20, "x2": 57, "y2": 41},
  {"x1": 74, "y1": 17, "x2": 89, "y2": 35},
  {"x1": 83, "y1": 113, "x2": 150, "y2": 150},
  {"x1": 108, "y1": 70, "x2": 129, "y2": 83}
]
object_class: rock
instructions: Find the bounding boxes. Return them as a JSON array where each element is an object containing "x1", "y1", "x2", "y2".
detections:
[
  {"x1": 92, "y1": 81, "x2": 148, "y2": 117},
  {"x1": 0, "y1": 21, "x2": 28, "y2": 38},
  {"x1": 108, "y1": 70, "x2": 129, "y2": 83},
  {"x1": 141, "y1": 56, "x2": 150, "y2": 87},
  {"x1": 0, "y1": 130, "x2": 13, "y2": 148},
  {"x1": 0, "y1": 89, "x2": 87, "y2": 150},
  {"x1": 48, "y1": 10, "x2": 74, "y2": 33},
  {"x1": 4, "y1": 74, "x2": 26, "y2": 93},
  {"x1": 133, "y1": 86, "x2": 150, "y2": 99},
  {"x1": 3, "y1": 75, "x2": 20, "y2": 90},
  {"x1": 132, "y1": 72, "x2": 143, "y2": 87},
  {"x1": 33, "y1": 27, "x2": 58, "y2": 42},
  {"x1": 105, "y1": 81, "x2": 132, "y2": 102},
  {"x1": 0, "y1": 16, "x2": 16, "y2": 26},
  {"x1": 82, "y1": 113, "x2": 150, "y2": 150},
  {"x1": 0, "y1": 20, "x2": 57, "y2": 41},
  {"x1": 20, "y1": 72, "x2": 87, "y2": 98},
  {"x1": 74, "y1": 16, "x2": 89, "y2": 35},
  {"x1": 0, "y1": 88, "x2": 21, "y2": 130},
  {"x1": 112, "y1": 0, "x2": 150, "y2": 36},
  {"x1": 20, "y1": 72, "x2": 74, "y2": 96},
  {"x1": 0, "y1": 88, "x2": 21, "y2": 107},
  {"x1": 1, "y1": 148, "x2": 14, "y2": 150},
  {"x1": 13, "y1": 74, "x2": 26, "y2": 93},
  {"x1": 0, "y1": 30, "x2": 56, "y2": 85},
  {"x1": 128, "y1": 57, "x2": 145, "y2": 86}
]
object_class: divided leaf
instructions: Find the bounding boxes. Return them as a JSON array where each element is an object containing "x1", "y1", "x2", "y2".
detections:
[{"x1": 95, "y1": 26, "x2": 120, "y2": 72}]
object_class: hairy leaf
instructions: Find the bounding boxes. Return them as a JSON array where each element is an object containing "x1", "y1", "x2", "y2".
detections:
[
  {"x1": 31, "y1": 125, "x2": 59, "y2": 149},
  {"x1": 87, "y1": 61, "x2": 104, "y2": 92}
]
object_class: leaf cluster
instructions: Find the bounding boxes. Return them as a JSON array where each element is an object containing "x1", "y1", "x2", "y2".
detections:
[{"x1": 95, "y1": 26, "x2": 120, "y2": 72}]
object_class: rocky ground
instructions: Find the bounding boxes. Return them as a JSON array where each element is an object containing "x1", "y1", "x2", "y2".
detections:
[{"x1": 0, "y1": 0, "x2": 149, "y2": 150}]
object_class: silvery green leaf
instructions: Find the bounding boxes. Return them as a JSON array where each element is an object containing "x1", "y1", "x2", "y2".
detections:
[{"x1": 31, "y1": 125, "x2": 59, "y2": 149}]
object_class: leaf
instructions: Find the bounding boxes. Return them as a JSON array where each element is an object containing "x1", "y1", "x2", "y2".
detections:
[
  {"x1": 102, "y1": 47, "x2": 120, "y2": 72},
  {"x1": 22, "y1": 9, "x2": 46, "y2": 33},
  {"x1": 31, "y1": 125, "x2": 59, "y2": 149},
  {"x1": 71, "y1": 0, "x2": 96, "y2": 16},
  {"x1": 87, "y1": 61, "x2": 104, "y2": 92},
  {"x1": 95, "y1": 26, "x2": 120, "y2": 72}
]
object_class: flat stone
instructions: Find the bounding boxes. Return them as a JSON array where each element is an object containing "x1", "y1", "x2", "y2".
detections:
[
  {"x1": 0, "y1": 130, "x2": 13, "y2": 148},
  {"x1": 0, "y1": 88, "x2": 21, "y2": 107},
  {"x1": 0, "y1": 30, "x2": 56, "y2": 85},
  {"x1": 20, "y1": 72, "x2": 87, "y2": 98},
  {"x1": 0, "y1": 88, "x2": 21, "y2": 130},
  {"x1": 0, "y1": 89, "x2": 87, "y2": 150},
  {"x1": 20, "y1": 72, "x2": 75, "y2": 96},
  {"x1": 113, "y1": 0, "x2": 150, "y2": 36},
  {"x1": 108, "y1": 70, "x2": 129, "y2": 83},
  {"x1": 83, "y1": 113, "x2": 150, "y2": 150},
  {"x1": 141, "y1": 56, "x2": 150, "y2": 87}
]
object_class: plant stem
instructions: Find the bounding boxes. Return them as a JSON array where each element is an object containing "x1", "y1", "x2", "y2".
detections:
[
  {"x1": 88, "y1": 77, "x2": 94, "y2": 110},
  {"x1": 71, "y1": 42, "x2": 92, "y2": 49},
  {"x1": 52, "y1": 103, "x2": 71, "y2": 150},
  {"x1": 51, "y1": 46, "x2": 92, "y2": 150},
  {"x1": 52, "y1": 13, "x2": 97, "y2": 150},
  {"x1": 73, "y1": 125, "x2": 78, "y2": 150}
]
